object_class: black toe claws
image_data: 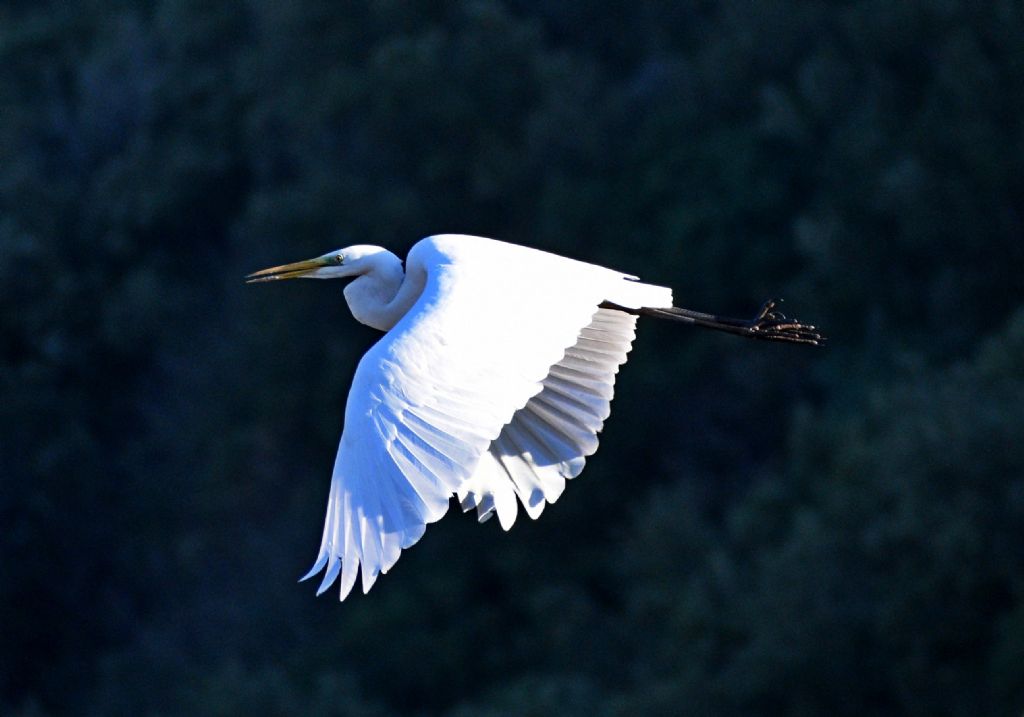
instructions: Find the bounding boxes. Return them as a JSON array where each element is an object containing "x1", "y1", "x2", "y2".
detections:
[{"x1": 749, "y1": 298, "x2": 825, "y2": 346}]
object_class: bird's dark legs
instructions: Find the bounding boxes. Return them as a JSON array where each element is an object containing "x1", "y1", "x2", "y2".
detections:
[
  {"x1": 678, "y1": 299, "x2": 823, "y2": 345},
  {"x1": 605, "y1": 299, "x2": 824, "y2": 346}
]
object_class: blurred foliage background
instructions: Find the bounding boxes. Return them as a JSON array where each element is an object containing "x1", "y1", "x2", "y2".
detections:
[{"x1": 2, "y1": 1, "x2": 1023, "y2": 715}]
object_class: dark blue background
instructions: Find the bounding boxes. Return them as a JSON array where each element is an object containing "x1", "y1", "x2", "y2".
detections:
[{"x1": 2, "y1": 2, "x2": 1022, "y2": 714}]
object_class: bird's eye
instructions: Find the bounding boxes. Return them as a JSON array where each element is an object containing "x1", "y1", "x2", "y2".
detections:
[{"x1": 335, "y1": 254, "x2": 344, "y2": 264}]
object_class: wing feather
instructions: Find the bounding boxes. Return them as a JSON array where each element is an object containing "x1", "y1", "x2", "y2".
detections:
[
  {"x1": 460, "y1": 307, "x2": 641, "y2": 527},
  {"x1": 541, "y1": 375, "x2": 610, "y2": 420},
  {"x1": 547, "y1": 365, "x2": 616, "y2": 397}
]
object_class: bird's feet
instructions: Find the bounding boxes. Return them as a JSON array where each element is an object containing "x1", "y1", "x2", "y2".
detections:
[{"x1": 745, "y1": 299, "x2": 824, "y2": 346}]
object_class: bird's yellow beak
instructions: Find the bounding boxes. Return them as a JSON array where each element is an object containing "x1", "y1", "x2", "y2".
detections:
[{"x1": 246, "y1": 256, "x2": 331, "y2": 283}]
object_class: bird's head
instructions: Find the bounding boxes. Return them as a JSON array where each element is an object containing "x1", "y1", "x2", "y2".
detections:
[{"x1": 246, "y1": 245, "x2": 394, "y2": 283}]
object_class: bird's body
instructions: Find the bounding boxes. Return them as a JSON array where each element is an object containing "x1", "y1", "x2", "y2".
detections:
[{"x1": 248, "y1": 234, "x2": 821, "y2": 599}]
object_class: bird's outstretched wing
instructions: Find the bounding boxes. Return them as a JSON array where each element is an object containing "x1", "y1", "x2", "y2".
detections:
[
  {"x1": 457, "y1": 306, "x2": 638, "y2": 528},
  {"x1": 301, "y1": 235, "x2": 671, "y2": 599}
]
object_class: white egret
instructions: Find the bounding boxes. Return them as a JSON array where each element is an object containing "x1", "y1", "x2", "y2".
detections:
[{"x1": 247, "y1": 234, "x2": 822, "y2": 600}]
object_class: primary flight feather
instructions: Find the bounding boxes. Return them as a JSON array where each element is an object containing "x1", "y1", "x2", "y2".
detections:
[{"x1": 247, "y1": 234, "x2": 822, "y2": 600}]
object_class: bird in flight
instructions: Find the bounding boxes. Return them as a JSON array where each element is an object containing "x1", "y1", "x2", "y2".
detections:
[{"x1": 247, "y1": 234, "x2": 822, "y2": 600}]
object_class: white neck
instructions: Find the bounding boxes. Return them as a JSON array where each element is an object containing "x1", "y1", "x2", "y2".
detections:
[{"x1": 342, "y1": 252, "x2": 426, "y2": 331}]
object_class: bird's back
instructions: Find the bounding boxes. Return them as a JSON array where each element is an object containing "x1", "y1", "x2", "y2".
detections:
[{"x1": 410, "y1": 234, "x2": 673, "y2": 311}]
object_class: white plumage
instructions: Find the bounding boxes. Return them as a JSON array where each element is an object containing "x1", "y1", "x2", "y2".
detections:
[{"x1": 247, "y1": 233, "x2": 821, "y2": 599}]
